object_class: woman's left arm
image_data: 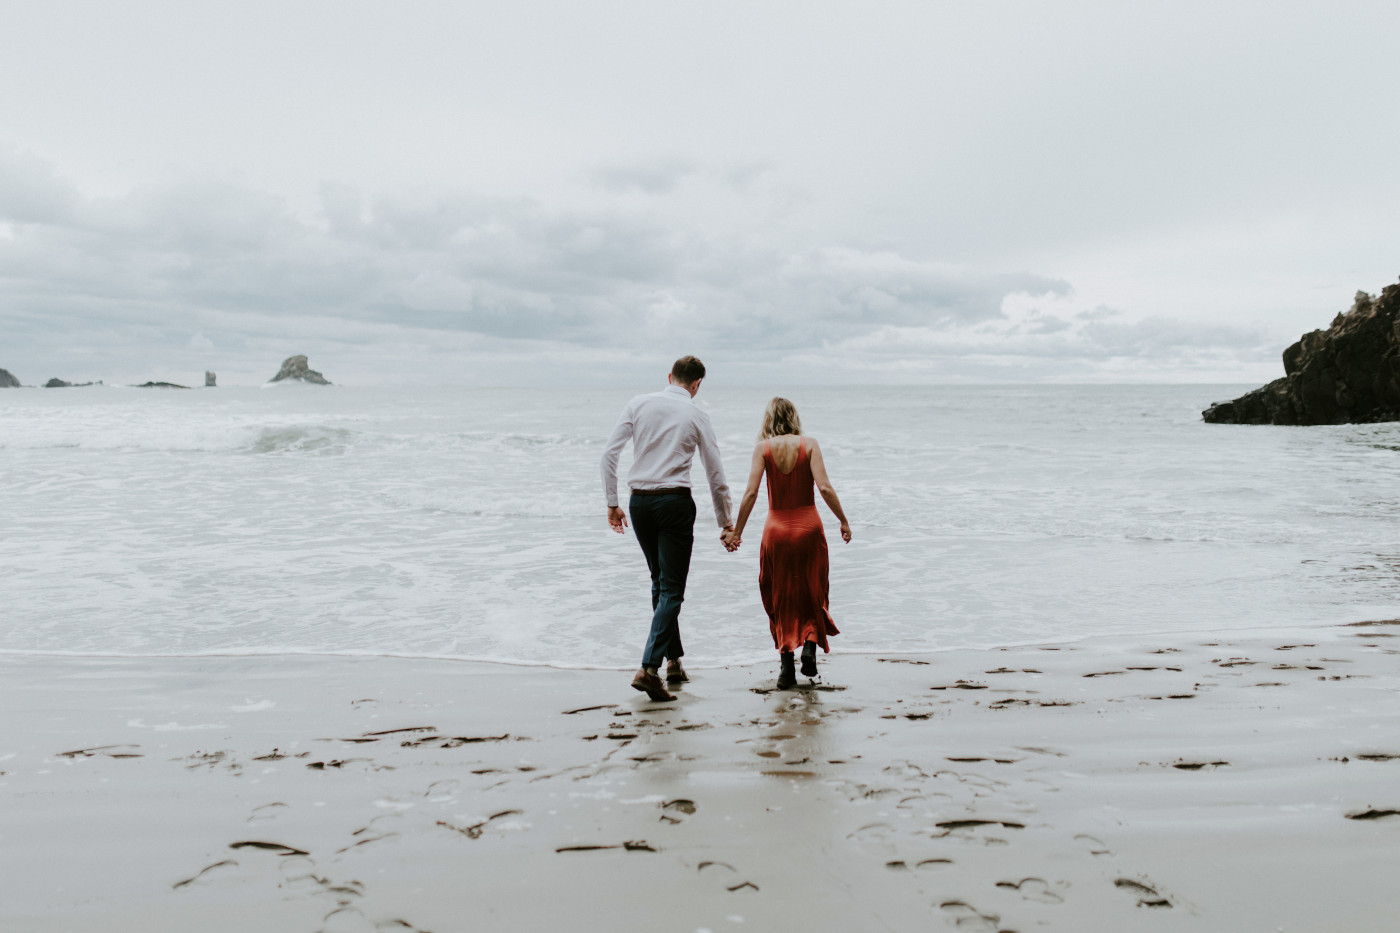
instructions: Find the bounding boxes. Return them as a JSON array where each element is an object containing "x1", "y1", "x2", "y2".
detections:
[
  {"x1": 808, "y1": 439, "x2": 851, "y2": 543},
  {"x1": 725, "y1": 443, "x2": 767, "y2": 550}
]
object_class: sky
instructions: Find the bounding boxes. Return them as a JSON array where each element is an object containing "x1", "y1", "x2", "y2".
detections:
[{"x1": 1, "y1": 0, "x2": 1398, "y2": 386}]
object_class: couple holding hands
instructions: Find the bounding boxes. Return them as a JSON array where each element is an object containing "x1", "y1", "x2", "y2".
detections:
[{"x1": 601, "y1": 356, "x2": 852, "y2": 701}]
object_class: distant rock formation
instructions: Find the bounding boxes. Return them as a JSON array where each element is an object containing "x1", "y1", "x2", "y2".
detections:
[
  {"x1": 205, "y1": 371, "x2": 217, "y2": 387},
  {"x1": 1203, "y1": 283, "x2": 1400, "y2": 425},
  {"x1": 268, "y1": 355, "x2": 331, "y2": 385},
  {"x1": 136, "y1": 381, "x2": 190, "y2": 389},
  {"x1": 0, "y1": 368, "x2": 19, "y2": 388},
  {"x1": 44, "y1": 378, "x2": 101, "y2": 388}
]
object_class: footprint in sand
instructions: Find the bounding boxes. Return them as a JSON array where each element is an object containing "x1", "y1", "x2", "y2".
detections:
[
  {"x1": 437, "y1": 809, "x2": 524, "y2": 840},
  {"x1": 938, "y1": 900, "x2": 1004, "y2": 931},
  {"x1": 847, "y1": 822, "x2": 902, "y2": 857},
  {"x1": 279, "y1": 856, "x2": 318, "y2": 882},
  {"x1": 1074, "y1": 833, "x2": 1111, "y2": 856},
  {"x1": 183, "y1": 750, "x2": 237, "y2": 771},
  {"x1": 931, "y1": 820, "x2": 1020, "y2": 848},
  {"x1": 229, "y1": 840, "x2": 310, "y2": 856},
  {"x1": 423, "y1": 779, "x2": 460, "y2": 801},
  {"x1": 886, "y1": 858, "x2": 954, "y2": 873},
  {"x1": 1015, "y1": 746, "x2": 1067, "y2": 758},
  {"x1": 1170, "y1": 760, "x2": 1229, "y2": 771},
  {"x1": 172, "y1": 859, "x2": 239, "y2": 890},
  {"x1": 698, "y1": 860, "x2": 759, "y2": 893},
  {"x1": 321, "y1": 906, "x2": 375, "y2": 933},
  {"x1": 660, "y1": 799, "x2": 696, "y2": 824},
  {"x1": 896, "y1": 794, "x2": 955, "y2": 817},
  {"x1": 882, "y1": 761, "x2": 932, "y2": 781},
  {"x1": 57, "y1": 744, "x2": 143, "y2": 760},
  {"x1": 918, "y1": 858, "x2": 955, "y2": 871},
  {"x1": 995, "y1": 877, "x2": 1065, "y2": 904},
  {"x1": 848, "y1": 821, "x2": 895, "y2": 843},
  {"x1": 248, "y1": 802, "x2": 289, "y2": 823},
  {"x1": 338, "y1": 815, "x2": 403, "y2": 854},
  {"x1": 1115, "y1": 877, "x2": 1173, "y2": 908}
]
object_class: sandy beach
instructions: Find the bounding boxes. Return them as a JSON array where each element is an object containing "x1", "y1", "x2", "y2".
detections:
[{"x1": 4, "y1": 621, "x2": 1399, "y2": 932}]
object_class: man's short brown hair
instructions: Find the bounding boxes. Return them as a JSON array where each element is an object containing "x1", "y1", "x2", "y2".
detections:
[{"x1": 671, "y1": 355, "x2": 706, "y2": 385}]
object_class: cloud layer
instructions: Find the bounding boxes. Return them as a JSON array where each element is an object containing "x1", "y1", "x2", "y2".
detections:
[
  {"x1": 0, "y1": 145, "x2": 1293, "y2": 386},
  {"x1": 6, "y1": 2, "x2": 1395, "y2": 385}
]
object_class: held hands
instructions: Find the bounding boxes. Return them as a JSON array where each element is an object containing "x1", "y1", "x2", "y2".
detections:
[{"x1": 607, "y1": 506, "x2": 628, "y2": 534}]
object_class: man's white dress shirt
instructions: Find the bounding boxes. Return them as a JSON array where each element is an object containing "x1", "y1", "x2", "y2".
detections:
[{"x1": 601, "y1": 385, "x2": 733, "y2": 528}]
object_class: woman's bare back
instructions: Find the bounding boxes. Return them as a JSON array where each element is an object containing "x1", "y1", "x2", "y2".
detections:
[{"x1": 767, "y1": 434, "x2": 807, "y2": 474}]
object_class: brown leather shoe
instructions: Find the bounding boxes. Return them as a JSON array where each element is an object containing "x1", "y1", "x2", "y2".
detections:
[
  {"x1": 665, "y1": 659, "x2": 689, "y2": 684},
  {"x1": 631, "y1": 668, "x2": 675, "y2": 702}
]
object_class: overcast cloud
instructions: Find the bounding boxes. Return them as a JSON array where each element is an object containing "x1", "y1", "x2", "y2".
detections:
[{"x1": 1, "y1": 1, "x2": 1397, "y2": 385}]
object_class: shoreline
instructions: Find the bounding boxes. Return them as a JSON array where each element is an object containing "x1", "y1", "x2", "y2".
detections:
[
  {"x1": 4, "y1": 622, "x2": 1398, "y2": 931},
  {"x1": 0, "y1": 614, "x2": 1384, "y2": 671}
]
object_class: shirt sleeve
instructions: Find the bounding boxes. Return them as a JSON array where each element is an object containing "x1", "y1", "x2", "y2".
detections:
[
  {"x1": 600, "y1": 401, "x2": 635, "y2": 508},
  {"x1": 695, "y1": 413, "x2": 733, "y2": 527}
]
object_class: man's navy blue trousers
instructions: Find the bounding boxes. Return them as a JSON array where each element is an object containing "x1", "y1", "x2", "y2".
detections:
[{"x1": 629, "y1": 490, "x2": 695, "y2": 669}]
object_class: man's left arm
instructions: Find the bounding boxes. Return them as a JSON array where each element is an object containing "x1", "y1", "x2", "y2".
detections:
[{"x1": 695, "y1": 415, "x2": 733, "y2": 530}]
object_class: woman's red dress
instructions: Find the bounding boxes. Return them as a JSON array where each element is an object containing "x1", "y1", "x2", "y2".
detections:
[{"x1": 759, "y1": 437, "x2": 839, "y2": 653}]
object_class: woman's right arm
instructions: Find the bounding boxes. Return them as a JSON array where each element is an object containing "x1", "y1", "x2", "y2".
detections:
[{"x1": 726, "y1": 443, "x2": 767, "y2": 549}]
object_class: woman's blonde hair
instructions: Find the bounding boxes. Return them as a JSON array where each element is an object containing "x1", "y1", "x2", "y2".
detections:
[{"x1": 759, "y1": 397, "x2": 802, "y2": 439}]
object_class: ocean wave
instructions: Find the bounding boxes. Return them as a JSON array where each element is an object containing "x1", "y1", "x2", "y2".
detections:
[
  {"x1": 5, "y1": 383, "x2": 1398, "y2": 668},
  {"x1": 243, "y1": 425, "x2": 358, "y2": 455}
]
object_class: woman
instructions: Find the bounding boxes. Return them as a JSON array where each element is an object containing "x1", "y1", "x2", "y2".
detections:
[{"x1": 724, "y1": 398, "x2": 851, "y2": 689}]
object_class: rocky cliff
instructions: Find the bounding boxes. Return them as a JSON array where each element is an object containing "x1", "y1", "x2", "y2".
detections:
[
  {"x1": 268, "y1": 355, "x2": 331, "y2": 385},
  {"x1": 0, "y1": 368, "x2": 19, "y2": 388},
  {"x1": 1203, "y1": 283, "x2": 1400, "y2": 425}
]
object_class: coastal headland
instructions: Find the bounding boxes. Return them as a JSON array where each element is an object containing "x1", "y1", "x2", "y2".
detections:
[
  {"x1": 3, "y1": 623, "x2": 1397, "y2": 931},
  {"x1": 1204, "y1": 280, "x2": 1400, "y2": 425}
]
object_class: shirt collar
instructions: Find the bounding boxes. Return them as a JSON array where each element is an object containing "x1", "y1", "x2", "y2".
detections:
[{"x1": 663, "y1": 384, "x2": 692, "y2": 400}]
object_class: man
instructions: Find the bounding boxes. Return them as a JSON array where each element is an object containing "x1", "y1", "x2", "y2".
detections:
[{"x1": 601, "y1": 355, "x2": 734, "y2": 702}]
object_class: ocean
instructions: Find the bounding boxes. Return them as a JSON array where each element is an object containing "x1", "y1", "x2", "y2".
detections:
[{"x1": 1, "y1": 383, "x2": 1396, "y2": 669}]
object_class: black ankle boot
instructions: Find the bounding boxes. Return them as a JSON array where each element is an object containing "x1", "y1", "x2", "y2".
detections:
[
  {"x1": 777, "y1": 652, "x2": 797, "y2": 690},
  {"x1": 800, "y1": 641, "x2": 817, "y2": 678}
]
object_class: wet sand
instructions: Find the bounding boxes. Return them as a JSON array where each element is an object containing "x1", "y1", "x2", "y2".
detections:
[{"x1": 3, "y1": 621, "x2": 1399, "y2": 932}]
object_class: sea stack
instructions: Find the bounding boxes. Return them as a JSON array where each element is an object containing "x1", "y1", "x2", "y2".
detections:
[
  {"x1": 1203, "y1": 282, "x2": 1400, "y2": 425},
  {"x1": 268, "y1": 355, "x2": 331, "y2": 385},
  {"x1": 205, "y1": 371, "x2": 217, "y2": 387},
  {"x1": 0, "y1": 368, "x2": 19, "y2": 388}
]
